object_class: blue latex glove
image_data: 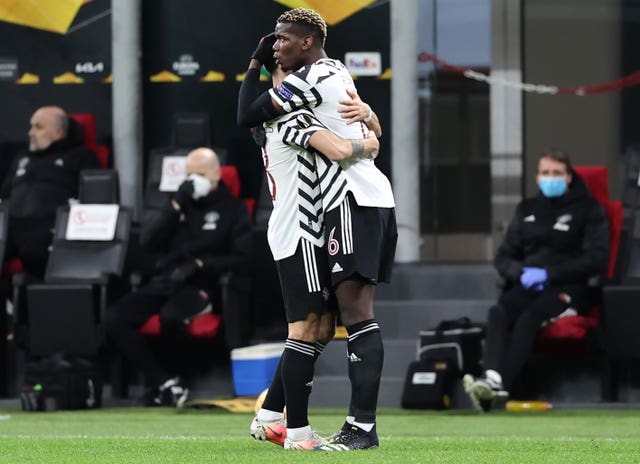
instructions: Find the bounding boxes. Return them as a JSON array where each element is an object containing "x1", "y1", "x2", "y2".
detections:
[{"x1": 520, "y1": 267, "x2": 548, "y2": 290}]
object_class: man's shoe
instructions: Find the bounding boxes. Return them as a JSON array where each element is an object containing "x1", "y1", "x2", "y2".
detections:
[
  {"x1": 463, "y1": 374, "x2": 508, "y2": 412},
  {"x1": 316, "y1": 424, "x2": 379, "y2": 450},
  {"x1": 327, "y1": 422, "x2": 351, "y2": 441},
  {"x1": 284, "y1": 430, "x2": 327, "y2": 450},
  {"x1": 155, "y1": 377, "x2": 188, "y2": 407},
  {"x1": 249, "y1": 416, "x2": 286, "y2": 447}
]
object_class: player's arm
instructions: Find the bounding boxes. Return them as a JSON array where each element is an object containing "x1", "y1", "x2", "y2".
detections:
[
  {"x1": 237, "y1": 33, "x2": 285, "y2": 128},
  {"x1": 338, "y1": 89, "x2": 382, "y2": 138},
  {"x1": 308, "y1": 130, "x2": 379, "y2": 161}
]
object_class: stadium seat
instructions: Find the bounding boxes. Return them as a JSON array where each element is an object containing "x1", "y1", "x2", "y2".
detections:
[
  {"x1": 143, "y1": 149, "x2": 254, "y2": 216},
  {"x1": 12, "y1": 205, "x2": 131, "y2": 356},
  {"x1": 135, "y1": 158, "x2": 252, "y2": 345},
  {"x1": 69, "y1": 113, "x2": 110, "y2": 169},
  {"x1": 533, "y1": 166, "x2": 623, "y2": 355},
  {"x1": 79, "y1": 169, "x2": 120, "y2": 204},
  {"x1": 12, "y1": 171, "x2": 129, "y2": 356}
]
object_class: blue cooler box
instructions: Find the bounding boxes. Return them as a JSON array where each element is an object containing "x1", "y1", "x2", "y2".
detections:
[{"x1": 231, "y1": 342, "x2": 285, "y2": 396}]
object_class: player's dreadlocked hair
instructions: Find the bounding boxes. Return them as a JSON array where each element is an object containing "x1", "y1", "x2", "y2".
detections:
[{"x1": 277, "y1": 8, "x2": 327, "y2": 47}]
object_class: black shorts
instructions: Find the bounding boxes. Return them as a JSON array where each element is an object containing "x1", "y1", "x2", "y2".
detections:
[
  {"x1": 275, "y1": 238, "x2": 337, "y2": 323},
  {"x1": 324, "y1": 192, "x2": 397, "y2": 286}
]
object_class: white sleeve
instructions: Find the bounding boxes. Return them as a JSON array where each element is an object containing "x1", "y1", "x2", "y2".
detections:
[
  {"x1": 268, "y1": 65, "x2": 322, "y2": 113},
  {"x1": 279, "y1": 110, "x2": 328, "y2": 149}
]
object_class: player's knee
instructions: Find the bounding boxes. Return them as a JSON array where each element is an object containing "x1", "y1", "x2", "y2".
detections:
[
  {"x1": 288, "y1": 316, "x2": 321, "y2": 342},
  {"x1": 339, "y1": 306, "x2": 374, "y2": 327},
  {"x1": 317, "y1": 324, "x2": 335, "y2": 345}
]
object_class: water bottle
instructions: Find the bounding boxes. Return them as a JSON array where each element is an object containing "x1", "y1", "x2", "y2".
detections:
[{"x1": 506, "y1": 400, "x2": 552, "y2": 411}]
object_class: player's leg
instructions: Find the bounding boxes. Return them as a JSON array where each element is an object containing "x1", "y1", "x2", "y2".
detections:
[
  {"x1": 463, "y1": 286, "x2": 535, "y2": 411},
  {"x1": 251, "y1": 239, "x2": 331, "y2": 449},
  {"x1": 322, "y1": 195, "x2": 397, "y2": 450}
]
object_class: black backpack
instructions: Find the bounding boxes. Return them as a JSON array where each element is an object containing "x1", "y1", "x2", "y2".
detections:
[
  {"x1": 418, "y1": 317, "x2": 485, "y2": 377},
  {"x1": 21, "y1": 356, "x2": 102, "y2": 411},
  {"x1": 401, "y1": 317, "x2": 485, "y2": 410}
]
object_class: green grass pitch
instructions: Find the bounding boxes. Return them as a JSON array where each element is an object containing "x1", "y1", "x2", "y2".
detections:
[{"x1": 2, "y1": 407, "x2": 640, "y2": 463}]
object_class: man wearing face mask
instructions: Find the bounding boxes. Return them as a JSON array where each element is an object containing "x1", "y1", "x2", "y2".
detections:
[
  {"x1": 463, "y1": 149, "x2": 609, "y2": 412},
  {"x1": 105, "y1": 147, "x2": 252, "y2": 406}
]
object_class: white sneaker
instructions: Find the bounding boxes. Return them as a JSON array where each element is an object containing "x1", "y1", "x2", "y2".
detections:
[
  {"x1": 463, "y1": 374, "x2": 508, "y2": 412},
  {"x1": 154, "y1": 377, "x2": 188, "y2": 407},
  {"x1": 284, "y1": 430, "x2": 327, "y2": 450},
  {"x1": 249, "y1": 416, "x2": 286, "y2": 447}
]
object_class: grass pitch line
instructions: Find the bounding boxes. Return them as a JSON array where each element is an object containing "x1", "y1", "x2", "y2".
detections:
[
  {"x1": 0, "y1": 433, "x2": 631, "y2": 443},
  {"x1": 0, "y1": 434, "x2": 221, "y2": 440}
]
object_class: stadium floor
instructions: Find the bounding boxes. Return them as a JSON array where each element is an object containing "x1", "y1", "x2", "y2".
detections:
[{"x1": 2, "y1": 406, "x2": 640, "y2": 463}]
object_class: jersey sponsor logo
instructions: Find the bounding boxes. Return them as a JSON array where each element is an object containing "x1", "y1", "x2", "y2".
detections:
[
  {"x1": 327, "y1": 227, "x2": 340, "y2": 256},
  {"x1": 553, "y1": 213, "x2": 572, "y2": 232},
  {"x1": 524, "y1": 214, "x2": 536, "y2": 222},
  {"x1": 16, "y1": 157, "x2": 29, "y2": 176},
  {"x1": 276, "y1": 83, "x2": 294, "y2": 101},
  {"x1": 331, "y1": 262, "x2": 343, "y2": 273},
  {"x1": 202, "y1": 210, "x2": 220, "y2": 230}
]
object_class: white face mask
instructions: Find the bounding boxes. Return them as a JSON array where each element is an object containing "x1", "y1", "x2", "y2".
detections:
[{"x1": 187, "y1": 173, "x2": 212, "y2": 199}]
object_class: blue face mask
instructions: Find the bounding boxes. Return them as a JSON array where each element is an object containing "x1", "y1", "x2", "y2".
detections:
[{"x1": 538, "y1": 176, "x2": 567, "y2": 198}]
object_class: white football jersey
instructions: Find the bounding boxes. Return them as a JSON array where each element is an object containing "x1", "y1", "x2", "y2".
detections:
[
  {"x1": 262, "y1": 110, "x2": 327, "y2": 260},
  {"x1": 269, "y1": 58, "x2": 395, "y2": 211}
]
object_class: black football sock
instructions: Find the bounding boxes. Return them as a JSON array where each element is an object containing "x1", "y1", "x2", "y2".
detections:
[
  {"x1": 281, "y1": 338, "x2": 316, "y2": 429},
  {"x1": 261, "y1": 356, "x2": 285, "y2": 413},
  {"x1": 346, "y1": 319, "x2": 383, "y2": 424}
]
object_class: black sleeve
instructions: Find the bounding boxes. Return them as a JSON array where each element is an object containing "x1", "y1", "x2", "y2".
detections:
[
  {"x1": 140, "y1": 206, "x2": 182, "y2": 252},
  {"x1": 0, "y1": 156, "x2": 18, "y2": 200},
  {"x1": 237, "y1": 68, "x2": 282, "y2": 128},
  {"x1": 494, "y1": 203, "x2": 525, "y2": 283}
]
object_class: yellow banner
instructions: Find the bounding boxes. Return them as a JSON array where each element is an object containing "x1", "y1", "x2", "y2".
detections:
[
  {"x1": 0, "y1": 0, "x2": 85, "y2": 34},
  {"x1": 273, "y1": 0, "x2": 376, "y2": 25}
]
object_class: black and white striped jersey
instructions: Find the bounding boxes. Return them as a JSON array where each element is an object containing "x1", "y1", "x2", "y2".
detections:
[
  {"x1": 261, "y1": 109, "x2": 326, "y2": 260},
  {"x1": 269, "y1": 58, "x2": 395, "y2": 211}
]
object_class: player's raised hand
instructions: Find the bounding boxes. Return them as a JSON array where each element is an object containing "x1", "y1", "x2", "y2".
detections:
[{"x1": 251, "y1": 32, "x2": 277, "y2": 71}]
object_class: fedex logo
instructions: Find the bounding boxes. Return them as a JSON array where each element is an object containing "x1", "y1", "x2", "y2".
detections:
[{"x1": 345, "y1": 52, "x2": 381, "y2": 77}]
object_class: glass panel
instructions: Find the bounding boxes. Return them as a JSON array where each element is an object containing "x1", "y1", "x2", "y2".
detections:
[{"x1": 418, "y1": 0, "x2": 492, "y2": 261}]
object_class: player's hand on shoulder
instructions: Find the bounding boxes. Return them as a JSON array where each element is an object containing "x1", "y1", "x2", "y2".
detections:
[
  {"x1": 365, "y1": 131, "x2": 379, "y2": 160},
  {"x1": 339, "y1": 89, "x2": 373, "y2": 126}
]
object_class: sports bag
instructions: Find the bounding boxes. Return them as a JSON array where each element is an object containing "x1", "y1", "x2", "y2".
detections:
[
  {"x1": 401, "y1": 350, "x2": 458, "y2": 410},
  {"x1": 418, "y1": 317, "x2": 485, "y2": 377},
  {"x1": 401, "y1": 317, "x2": 485, "y2": 410},
  {"x1": 20, "y1": 356, "x2": 101, "y2": 411}
]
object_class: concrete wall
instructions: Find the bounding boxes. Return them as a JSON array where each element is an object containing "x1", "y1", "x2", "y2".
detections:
[{"x1": 523, "y1": 0, "x2": 622, "y2": 198}]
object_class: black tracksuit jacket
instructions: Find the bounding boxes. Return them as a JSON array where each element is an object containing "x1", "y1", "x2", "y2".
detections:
[
  {"x1": 140, "y1": 183, "x2": 253, "y2": 293},
  {"x1": 494, "y1": 171, "x2": 610, "y2": 307},
  {"x1": 0, "y1": 119, "x2": 102, "y2": 219}
]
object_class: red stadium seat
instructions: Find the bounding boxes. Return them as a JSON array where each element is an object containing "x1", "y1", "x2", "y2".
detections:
[
  {"x1": 534, "y1": 165, "x2": 623, "y2": 354},
  {"x1": 68, "y1": 113, "x2": 110, "y2": 168},
  {"x1": 138, "y1": 312, "x2": 222, "y2": 339}
]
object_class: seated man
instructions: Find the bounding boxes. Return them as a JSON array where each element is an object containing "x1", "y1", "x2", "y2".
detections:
[
  {"x1": 463, "y1": 149, "x2": 609, "y2": 412},
  {"x1": 105, "y1": 147, "x2": 252, "y2": 406},
  {"x1": 1, "y1": 106, "x2": 102, "y2": 277}
]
